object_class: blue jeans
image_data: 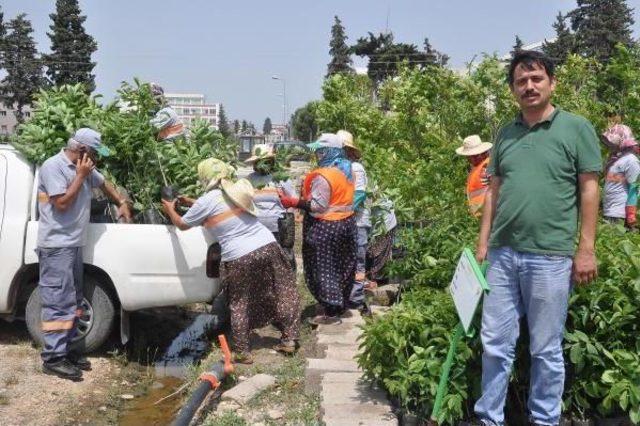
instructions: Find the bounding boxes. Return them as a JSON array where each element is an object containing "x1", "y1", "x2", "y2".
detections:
[{"x1": 474, "y1": 246, "x2": 572, "y2": 426}]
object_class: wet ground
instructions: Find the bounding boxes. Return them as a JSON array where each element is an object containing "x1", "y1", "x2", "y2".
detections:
[{"x1": 0, "y1": 302, "x2": 228, "y2": 426}]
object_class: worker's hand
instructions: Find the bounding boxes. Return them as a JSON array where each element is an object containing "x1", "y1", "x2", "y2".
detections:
[
  {"x1": 277, "y1": 188, "x2": 299, "y2": 209},
  {"x1": 117, "y1": 201, "x2": 133, "y2": 223},
  {"x1": 280, "y1": 195, "x2": 300, "y2": 209},
  {"x1": 475, "y1": 243, "x2": 488, "y2": 265},
  {"x1": 161, "y1": 198, "x2": 177, "y2": 216},
  {"x1": 177, "y1": 195, "x2": 196, "y2": 207},
  {"x1": 76, "y1": 153, "x2": 94, "y2": 179},
  {"x1": 572, "y1": 247, "x2": 597, "y2": 286},
  {"x1": 625, "y1": 206, "x2": 636, "y2": 230}
]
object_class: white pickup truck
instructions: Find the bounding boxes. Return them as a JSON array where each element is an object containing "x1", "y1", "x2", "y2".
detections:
[{"x1": 0, "y1": 144, "x2": 221, "y2": 351}]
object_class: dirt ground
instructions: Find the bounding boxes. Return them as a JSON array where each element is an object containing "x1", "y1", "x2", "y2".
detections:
[
  {"x1": 0, "y1": 306, "x2": 208, "y2": 426},
  {"x1": 0, "y1": 320, "x2": 122, "y2": 426}
]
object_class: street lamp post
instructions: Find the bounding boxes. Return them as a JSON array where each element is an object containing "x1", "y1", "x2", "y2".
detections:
[{"x1": 271, "y1": 75, "x2": 287, "y2": 139}]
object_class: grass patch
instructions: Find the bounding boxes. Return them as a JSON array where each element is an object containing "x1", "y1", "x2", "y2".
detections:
[{"x1": 203, "y1": 410, "x2": 247, "y2": 426}]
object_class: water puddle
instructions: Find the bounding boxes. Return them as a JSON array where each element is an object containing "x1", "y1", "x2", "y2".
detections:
[
  {"x1": 119, "y1": 311, "x2": 223, "y2": 425},
  {"x1": 119, "y1": 376, "x2": 184, "y2": 426}
]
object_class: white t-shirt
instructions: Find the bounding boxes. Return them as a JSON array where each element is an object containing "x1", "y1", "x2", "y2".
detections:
[
  {"x1": 247, "y1": 172, "x2": 295, "y2": 232},
  {"x1": 182, "y1": 189, "x2": 275, "y2": 262},
  {"x1": 603, "y1": 153, "x2": 640, "y2": 218},
  {"x1": 351, "y1": 162, "x2": 371, "y2": 228}
]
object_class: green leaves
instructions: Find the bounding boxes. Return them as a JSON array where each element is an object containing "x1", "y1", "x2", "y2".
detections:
[
  {"x1": 12, "y1": 80, "x2": 238, "y2": 217},
  {"x1": 318, "y1": 50, "x2": 640, "y2": 422}
]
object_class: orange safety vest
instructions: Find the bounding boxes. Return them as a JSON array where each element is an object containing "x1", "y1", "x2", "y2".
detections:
[
  {"x1": 302, "y1": 167, "x2": 355, "y2": 221},
  {"x1": 466, "y1": 157, "x2": 490, "y2": 217}
]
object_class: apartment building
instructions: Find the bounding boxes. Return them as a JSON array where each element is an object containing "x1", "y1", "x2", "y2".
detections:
[
  {"x1": 0, "y1": 103, "x2": 32, "y2": 135},
  {"x1": 165, "y1": 93, "x2": 220, "y2": 130}
]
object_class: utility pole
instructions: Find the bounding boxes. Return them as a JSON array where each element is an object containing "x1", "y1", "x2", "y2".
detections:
[{"x1": 271, "y1": 75, "x2": 287, "y2": 139}]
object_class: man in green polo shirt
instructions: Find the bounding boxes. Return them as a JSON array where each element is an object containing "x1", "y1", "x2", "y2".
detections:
[{"x1": 474, "y1": 50, "x2": 601, "y2": 426}]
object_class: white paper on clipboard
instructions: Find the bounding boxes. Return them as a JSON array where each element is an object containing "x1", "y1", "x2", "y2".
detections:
[{"x1": 448, "y1": 249, "x2": 489, "y2": 334}]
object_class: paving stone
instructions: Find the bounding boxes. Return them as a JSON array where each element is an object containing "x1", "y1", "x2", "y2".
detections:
[
  {"x1": 317, "y1": 329, "x2": 362, "y2": 345},
  {"x1": 221, "y1": 373, "x2": 275, "y2": 406},
  {"x1": 324, "y1": 345, "x2": 359, "y2": 361},
  {"x1": 321, "y1": 378, "x2": 387, "y2": 406},
  {"x1": 307, "y1": 358, "x2": 360, "y2": 373},
  {"x1": 322, "y1": 403, "x2": 397, "y2": 425},
  {"x1": 366, "y1": 283, "x2": 400, "y2": 306}
]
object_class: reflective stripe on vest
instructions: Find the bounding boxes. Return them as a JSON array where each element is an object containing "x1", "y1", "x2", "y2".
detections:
[
  {"x1": 302, "y1": 167, "x2": 355, "y2": 221},
  {"x1": 158, "y1": 123, "x2": 185, "y2": 140},
  {"x1": 38, "y1": 191, "x2": 50, "y2": 203},
  {"x1": 466, "y1": 157, "x2": 490, "y2": 217}
]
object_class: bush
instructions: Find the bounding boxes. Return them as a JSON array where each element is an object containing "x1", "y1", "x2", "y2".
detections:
[
  {"x1": 316, "y1": 47, "x2": 640, "y2": 422},
  {"x1": 12, "y1": 80, "x2": 237, "y2": 216}
]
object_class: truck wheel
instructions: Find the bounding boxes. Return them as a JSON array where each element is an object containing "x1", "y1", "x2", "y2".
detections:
[{"x1": 25, "y1": 276, "x2": 116, "y2": 353}]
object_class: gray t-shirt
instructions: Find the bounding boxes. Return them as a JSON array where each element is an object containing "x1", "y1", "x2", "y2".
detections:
[
  {"x1": 37, "y1": 150, "x2": 105, "y2": 248},
  {"x1": 351, "y1": 162, "x2": 371, "y2": 228},
  {"x1": 603, "y1": 153, "x2": 640, "y2": 218},
  {"x1": 247, "y1": 172, "x2": 295, "y2": 233},
  {"x1": 182, "y1": 189, "x2": 275, "y2": 262}
]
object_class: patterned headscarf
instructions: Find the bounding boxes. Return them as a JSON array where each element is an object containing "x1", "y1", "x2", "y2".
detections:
[
  {"x1": 197, "y1": 158, "x2": 236, "y2": 191},
  {"x1": 317, "y1": 147, "x2": 353, "y2": 181},
  {"x1": 603, "y1": 124, "x2": 637, "y2": 173}
]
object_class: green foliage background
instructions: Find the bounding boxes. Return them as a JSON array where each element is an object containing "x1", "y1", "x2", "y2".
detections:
[
  {"x1": 316, "y1": 47, "x2": 640, "y2": 423},
  {"x1": 12, "y1": 80, "x2": 237, "y2": 216}
]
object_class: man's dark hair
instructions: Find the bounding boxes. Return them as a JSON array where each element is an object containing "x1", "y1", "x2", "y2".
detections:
[{"x1": 507, "y1": 50, "x2": 555, "y2": 86}]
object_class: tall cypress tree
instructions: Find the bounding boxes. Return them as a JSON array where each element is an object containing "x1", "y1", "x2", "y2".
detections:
[
  {"x1": 45, "y1": 0, "x2": 97, "y2": 91},
  {"x1": 1, "y1": 14, "x2": 44, "y2": 121},
  {"x1": 569, "y1": 0, "x2": 634, "y2": 63},
  {"x1": 217, "y1": 104, "x2": 230, "y2": 138},
  {"x1": 423, "y1": 38, "x2": 449, "y2": 66},
  {"x1": 511, "y1": 35, "x2": 524, "y2": 57},
  {"x1": 543, "y1": 12, "x2": 576, "y2": 65},
  {"x1": 233, "y1": 119, "x2": 240, "y2": 135},
  {"x1": 326, "y1": 15, "x2": 353, "y2": 78},
  {"x1": 0, "y1": 7, "x2": 6, "y2": 71},
  {"x1": 263, "y1": 117, "x2": 272, "y2": 135}
]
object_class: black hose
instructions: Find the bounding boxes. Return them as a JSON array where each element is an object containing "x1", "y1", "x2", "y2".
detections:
[{"x1": 172, "y1": 381, "x2": 212, "y2": 426}]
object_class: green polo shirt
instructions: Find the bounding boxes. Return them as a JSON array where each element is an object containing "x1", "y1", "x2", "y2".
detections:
[{"x1": 487, "y1": 108, "x2": 602, "y2": 255}]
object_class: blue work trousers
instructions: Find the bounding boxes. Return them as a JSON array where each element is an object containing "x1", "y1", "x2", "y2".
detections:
[{"x1": 37, "y1": 247, "x2": 83, "y2": 362}]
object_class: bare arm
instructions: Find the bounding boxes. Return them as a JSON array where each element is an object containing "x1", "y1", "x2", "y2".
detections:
[
  {"x1": 161, "y1": 199, "x2": 191, "y2": 231},
  {"x1": 50, "y1": 154, "x2": 93, "y2": 212},
  {"x1": 475, "y1": 176, "x2": 501, "y2": 263},
  {"x1": 100, "y1": 181, "x2": 133, "y2": 222},
  {"x1": 573, "y1": 172, "x2": 599, "y2": 285}
]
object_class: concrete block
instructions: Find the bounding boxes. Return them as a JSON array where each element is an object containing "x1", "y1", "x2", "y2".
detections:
[
  {"x1": 307, "y1": 358, "x2": 360, "y2": 373},
  {"x1": 322, "y1": 403, "x2": 397, "y2": 425},
  {"x1": 324, "y1": 345, "x2": 359, "y2": 361},
  {"x1": 221, "y1": 373, "x2": 275, "y2": 405},
  {"x1": 321, "y1": 378, "x2": 387, "y2": 406},
  {"x1": 317, "y1": 329, "x2": 361, "y2": 346}
]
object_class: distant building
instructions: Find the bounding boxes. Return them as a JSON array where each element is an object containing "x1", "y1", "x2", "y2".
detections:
[
  {"x1": 265, "y1": 124, "x2": 287, "y2": 144},
  {"x1": 499, "y1": 39, "x2": 553, "y2": 62},
  {"x1": 165, "y1": 93, "x2": 220, "y2": 130},
  {"x1": 0, "y1": 103, "x2": 31, "y2": 135},
  {"x1": 237, "y1": 133, "x2": 266, "y2": 161}
]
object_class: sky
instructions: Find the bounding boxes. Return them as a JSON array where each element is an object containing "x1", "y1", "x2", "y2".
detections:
[{"x1": 3, "y1": 0, "x2": 640, "y2": 126}]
